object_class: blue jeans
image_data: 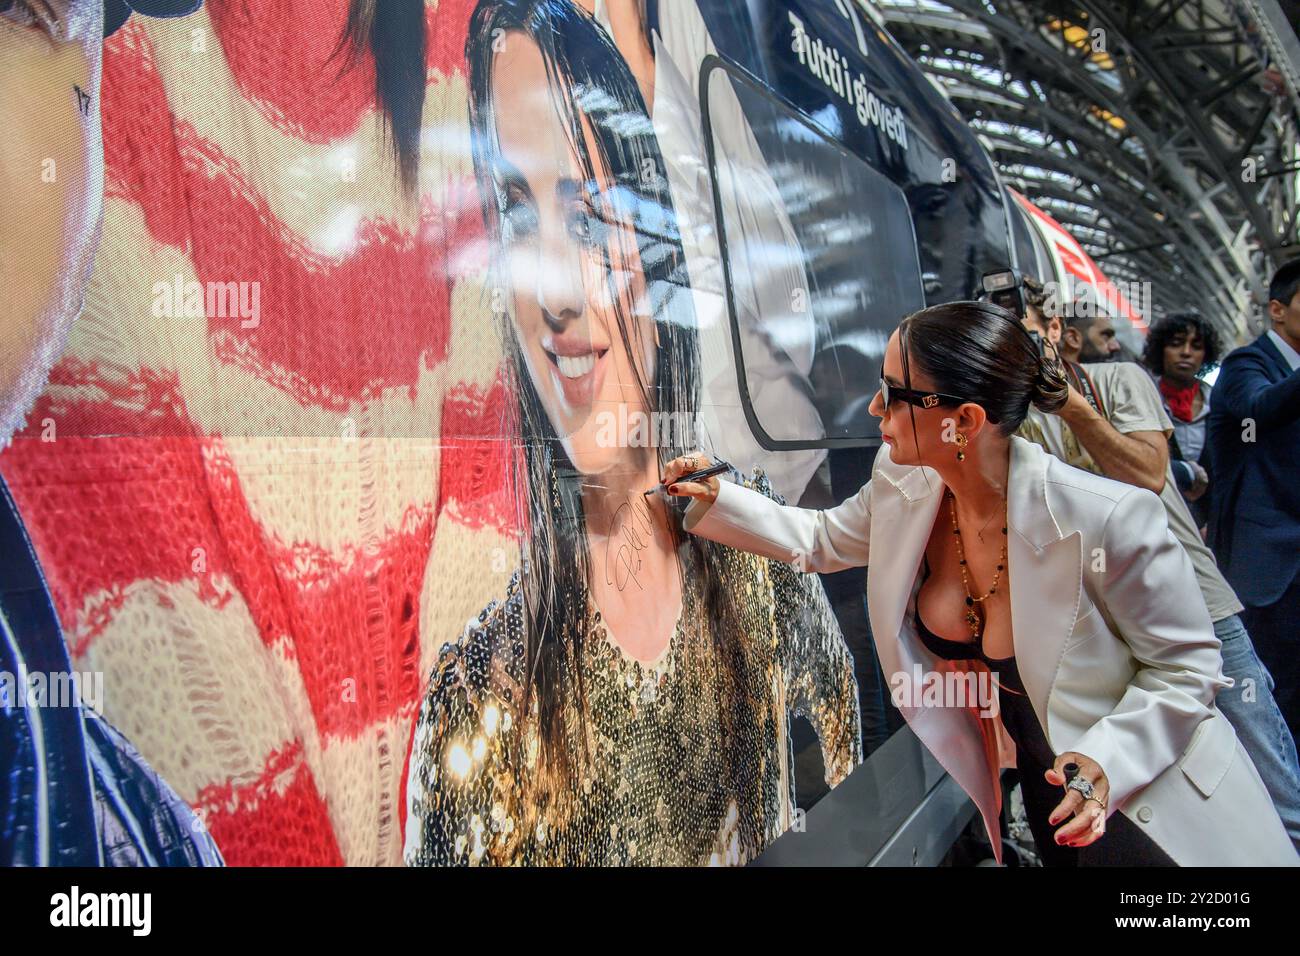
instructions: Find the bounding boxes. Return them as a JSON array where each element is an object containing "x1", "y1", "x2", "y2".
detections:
[{"x1": 1214, "y1": 614, "x2": 1300, "y2": 852}]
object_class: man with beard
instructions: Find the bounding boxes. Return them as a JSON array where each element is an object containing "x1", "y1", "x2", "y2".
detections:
[{"x1": 1059, "y1": 312, "x2": 1123, "y2": 365}]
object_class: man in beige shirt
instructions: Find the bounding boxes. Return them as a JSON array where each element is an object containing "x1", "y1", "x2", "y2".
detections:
[{"x1": 1017, "y1": 297, "x2": 1300, "y2": 851}]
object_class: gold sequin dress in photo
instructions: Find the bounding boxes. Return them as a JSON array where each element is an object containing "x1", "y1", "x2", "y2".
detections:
[{"x1": 404, "y1": 473, "x2": 862, "y2": 866}]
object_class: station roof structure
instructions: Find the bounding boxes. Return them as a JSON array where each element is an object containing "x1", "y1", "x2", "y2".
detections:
[{"x1": 867, "y1": 0, "x2": 1300, "y2": 339}]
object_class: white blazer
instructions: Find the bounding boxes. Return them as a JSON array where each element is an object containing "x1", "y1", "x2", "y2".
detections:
[{"x1": 685, "y1": 436, "x2": 1297, "y2": 866}]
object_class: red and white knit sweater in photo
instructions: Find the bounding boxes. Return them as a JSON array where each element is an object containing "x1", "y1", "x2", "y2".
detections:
[{"x1": 0, "y1": 0, "x2": 518, "y2": 865}]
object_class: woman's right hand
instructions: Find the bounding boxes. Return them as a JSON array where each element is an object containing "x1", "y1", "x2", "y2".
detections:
[{"x1": 662, "y1": 454, "x2": 720, "y2": 505}]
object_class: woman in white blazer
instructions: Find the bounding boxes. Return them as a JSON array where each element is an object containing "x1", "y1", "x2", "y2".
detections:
[{"x1": 665, "y1": 301, "x2": 1297, "y2": 866}]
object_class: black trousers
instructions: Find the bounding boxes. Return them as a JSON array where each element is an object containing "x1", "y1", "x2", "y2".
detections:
[{"x1": 1240, "y1": 573, "x2": 1300, "y2": 744}]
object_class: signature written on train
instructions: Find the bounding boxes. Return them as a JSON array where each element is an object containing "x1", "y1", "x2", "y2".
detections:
[{"x1": 604, "y1": 493, "x2": 660, "y2": 591}]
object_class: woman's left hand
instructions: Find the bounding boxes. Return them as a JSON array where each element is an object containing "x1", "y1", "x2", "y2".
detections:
[{"x1": 1045, "y1": 752, "x2": 1110, "y2": 848}]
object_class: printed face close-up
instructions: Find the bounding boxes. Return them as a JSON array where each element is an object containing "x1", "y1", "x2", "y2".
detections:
[
  {"x1": 0, "y1": 0, "x2": 104, "y2": 446},
  {"x1": 489, "y1": 31, "x2": 658, "y2": 476}
]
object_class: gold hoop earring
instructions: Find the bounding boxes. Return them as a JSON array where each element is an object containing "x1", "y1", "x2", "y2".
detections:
[{"x1": 955, "y1": 433, "x2": 968, "y2": 462}]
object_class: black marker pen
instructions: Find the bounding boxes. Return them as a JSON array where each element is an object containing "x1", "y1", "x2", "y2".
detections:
[{"x1": 644, "y1": 460, "x2": 732, "y2": 497}]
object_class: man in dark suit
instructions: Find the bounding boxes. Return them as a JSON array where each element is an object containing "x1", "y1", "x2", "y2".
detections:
[{"x1": 1207, "y1": 258, "x2": 1300, "y2": 739}]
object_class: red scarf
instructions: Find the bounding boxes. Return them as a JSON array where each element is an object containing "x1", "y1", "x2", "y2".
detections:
[{"x1": 1159, "y1": 378, "x2": 1199, "y2": 422}]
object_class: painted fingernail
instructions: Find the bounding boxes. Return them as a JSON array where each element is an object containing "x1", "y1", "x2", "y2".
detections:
[{"x1": 669, "y1": 484, "x2": 679, "y2": 494}]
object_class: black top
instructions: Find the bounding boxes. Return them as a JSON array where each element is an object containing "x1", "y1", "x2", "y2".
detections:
[
  {"x1": 913, "y1": 555, "x2": 1012, "y2": 666},
  {"x1": 912, "y1": 559, "x2": 1178, "y2": 866},
  {"x1": 912, "y1": 556, "x2": 1055, "y2": 769}
]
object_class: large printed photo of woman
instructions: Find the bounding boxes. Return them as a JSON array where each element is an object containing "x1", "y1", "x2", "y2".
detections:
[{"x1": 403, "y1": 0, "x2": 860, "y2": 866}]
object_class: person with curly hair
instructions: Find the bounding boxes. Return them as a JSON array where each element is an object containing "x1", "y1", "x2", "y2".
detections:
[{"x1": 1141, "y1": 312, "x2": 1223, "y2": 526}]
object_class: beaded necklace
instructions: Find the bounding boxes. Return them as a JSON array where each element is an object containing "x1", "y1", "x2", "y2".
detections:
[{"x1": 946, "y1": 489, "x2": 1008, "y2": 638}]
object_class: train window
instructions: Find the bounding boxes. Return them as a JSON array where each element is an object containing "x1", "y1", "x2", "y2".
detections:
[
  {"x1": 1007, "y1": 190, "x2": 1041, "y2": 280},
  {"x1": 701, "y1": 57, "x2": 926, "y2": 450},
  {"x1": 1006, "y1": 189, "x2": 1054, "y2": 284},
  {"x1": 1025, "y1": 204, "x2": 1057, "y2": 285}
]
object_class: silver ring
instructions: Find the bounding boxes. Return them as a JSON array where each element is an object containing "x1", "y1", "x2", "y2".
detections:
[{"x1": 1066, "y1": 777, "x2": 1095, "y2": 801}]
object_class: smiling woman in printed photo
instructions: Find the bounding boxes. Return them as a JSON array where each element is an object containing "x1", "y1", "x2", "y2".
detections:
[{"x1": 402, "y1": 0, "x2": 861, "y2": 867}]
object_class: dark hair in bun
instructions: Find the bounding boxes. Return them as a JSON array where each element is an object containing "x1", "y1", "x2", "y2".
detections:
[{"x1": 898, "y1": 300, "x2": 1069, "y2": 436}]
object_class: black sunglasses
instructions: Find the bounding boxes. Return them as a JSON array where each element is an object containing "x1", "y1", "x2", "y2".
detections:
[{"x1": 878, "y1": 373, "x2": 968, "y2": 410}]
